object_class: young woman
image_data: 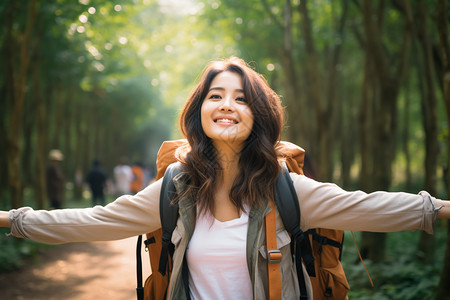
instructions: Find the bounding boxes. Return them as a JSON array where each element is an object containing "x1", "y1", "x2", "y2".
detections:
[{"x1": 1, "y1": 57, "x2": 449, "y2": 299}]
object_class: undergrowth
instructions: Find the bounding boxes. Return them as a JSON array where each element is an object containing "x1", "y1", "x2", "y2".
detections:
[
  {"x1": 0, "y1": 229, "x2": 53, "y2": 272},
  {"x1": 342, "y1": 220, "x2": 447, "y2": 299},
  {"x1": 0, "y1": 186, "x2": 104, "y2": 273}
]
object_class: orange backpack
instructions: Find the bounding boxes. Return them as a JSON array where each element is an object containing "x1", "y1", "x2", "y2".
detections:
[{"x1": 136, "y1": 139, "x2": 350, "y2": 299}]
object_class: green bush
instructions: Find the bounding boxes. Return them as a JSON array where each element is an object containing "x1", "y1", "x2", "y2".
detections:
[
  {"x1": 0, "y1": 228, "x2": 52, "y2": 272},
  {"x1": 343, "y1": 223, "x2": 447, "y2": 299},
  {"x1": 0, "y1": 187, "x2": 101, "y2": 274}
]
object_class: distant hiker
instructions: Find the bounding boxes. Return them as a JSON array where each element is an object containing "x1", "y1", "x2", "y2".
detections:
[
  {"x1": 86, "y1": 159, "x2": 108, "y2": 206},
  {"x1": 46, "y1": 149, "x2": 65, "y2": 209},
  {"x1": 113, "y1": 157, "x2": 133, "y2": 196}
]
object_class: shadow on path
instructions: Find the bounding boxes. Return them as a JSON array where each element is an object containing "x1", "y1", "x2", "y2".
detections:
[{"x1": 0, "y1": 237, "x2": 150, "y2": 300}]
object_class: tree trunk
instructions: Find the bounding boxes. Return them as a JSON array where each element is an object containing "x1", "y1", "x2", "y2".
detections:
[
  {"x1": 73, "y1": 90, "x2": 84, "y2": 200},
  {"x1": 402, "y1": 78, "x2": 412, "y2": 192},
  {"x1": 298, "y1": 0, "x2": 347, "y2": 181},
  {"x1": 277, "y1": 0, "x2": 304, "y2": 146},
  {"x1": 6, "y1": 0, "x2": 37, "y2": 208},
  {"x1": 340, "y1": 91, "x2": 356, "y2": 189},
  {"x1": 359, "y1": 0, "x2": 412, "y2": 262},
  {"x1": 327, "y1": 0, "x2": 348, "y2": 184},
  {"x1": 415, "y1": 0, "x2": 438, "y2": 263},
  {"x1": 436, "y1": 0, "x2": 450, "y2": 297},
  {"x1": 51, "y1": 84, "x2": 64, "y2": 150},
  {"x1": 0, "y1": 1, "x2": 15, "y2": 202},
  {"x1": 63, "y1": 85, "x2": 75, "y2": 181},
  {"x1": 22, "y1": 94, "x2": 36, "y2": 189},
  {"x1": 34, "y1": 60, "x2": 47, "y2": 210},
  {"x1": 260, "y1": 0, "x2": 304, "y2": 146},
  {"x1": 358, "y1": 54, "x2": 375, "y2": 192},
  {"x1": 298, "y1": 0, "x2": 329, "y2": 180}
]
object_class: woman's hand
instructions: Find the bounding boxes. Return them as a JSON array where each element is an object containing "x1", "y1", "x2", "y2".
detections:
[{"x1": 0, "y1": 211, "x2": 9, "y2": 228}]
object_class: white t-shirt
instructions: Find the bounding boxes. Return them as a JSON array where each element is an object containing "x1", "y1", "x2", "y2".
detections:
[{"x1": 186, "y1": 210, "x2": 252, "y2": 300}]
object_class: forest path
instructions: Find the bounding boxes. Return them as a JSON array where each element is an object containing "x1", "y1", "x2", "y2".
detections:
[{"x1": 0, "y1": 237, "x2": 151, "y2": 300}]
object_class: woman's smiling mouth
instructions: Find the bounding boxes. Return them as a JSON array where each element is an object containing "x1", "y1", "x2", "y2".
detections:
[{"x1": 214, "y1": 118, "x2": 238, "y2": 124}]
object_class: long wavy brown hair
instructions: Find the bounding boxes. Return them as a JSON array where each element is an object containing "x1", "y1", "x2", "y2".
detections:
[{"x1": 177, "y1": 57, "x2": 284, "y2": 216}]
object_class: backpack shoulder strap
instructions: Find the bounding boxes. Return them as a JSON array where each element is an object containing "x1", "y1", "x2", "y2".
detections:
[
  {"x1": 158, "y1": 162, "x2": 183, "y2": 276},
  {"x1": 273, "y1": 164, "x2": 315, "y2": 299},
  {"x1": 136, "y1": 234, "x2": 145, "y2": 300},
  {"x1": 266, "y1": 200, "x2": 282, "y2": 300},
  {"x1": 274, "y1": 165, "x2": 315, "y2": 273}
]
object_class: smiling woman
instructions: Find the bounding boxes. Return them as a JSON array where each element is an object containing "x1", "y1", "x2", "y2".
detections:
[{"x1": 178, "y1": 57, "x2": 284, "y2": 221}]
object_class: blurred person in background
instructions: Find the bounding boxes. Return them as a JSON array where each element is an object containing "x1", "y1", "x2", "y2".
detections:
[
  {"x1": 113, "y1": 156, "x2": 133, "y2": 196},
  {"x1": 86, "y1": 159, "x2": 108, "y2": 206},
  {"x1": 46, "y1": 149, "x2": 65, "y2": 209}
]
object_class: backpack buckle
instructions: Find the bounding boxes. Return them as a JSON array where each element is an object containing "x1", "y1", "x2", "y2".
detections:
[{"x1": 267, "y1": 250, "x2": 282, "y2": 263}]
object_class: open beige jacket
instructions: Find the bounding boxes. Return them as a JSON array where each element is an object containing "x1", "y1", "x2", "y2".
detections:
[{"x1": 8, "y1": 172, "x2": 442, "y2": 299}]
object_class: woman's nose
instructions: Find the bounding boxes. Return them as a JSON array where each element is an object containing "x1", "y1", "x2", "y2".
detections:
[{"x1": 219, "y1": 96, "x2": 233, "y2": 111}]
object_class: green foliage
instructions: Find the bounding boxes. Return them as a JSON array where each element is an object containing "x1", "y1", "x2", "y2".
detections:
[
  {"x1": 0, "y1": 229, "x2": 52, "y2": 273},
  {"x1": 342, "y1": 225, "x2": 447, "y2": 299}
]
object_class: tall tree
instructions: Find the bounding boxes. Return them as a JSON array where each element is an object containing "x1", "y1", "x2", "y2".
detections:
[
  {"x1": 359, "y1": 0, "x2": 412, "y2": 262},
  {"x1": 414, "y1": 0, "x2": 439, "y2": 263},
  {"x1": 261, "y1": 0, "x2": 304, "y2": 144},
  {"x1": 5, "y1": 0, "x2": 38, "y2": 208},
  {"x1": 435, "y1": 0, "x2": 450, "y2": 297},
  {"x1": 298, "y1": 0, "x2": 348, "y2": 181},
  {"x1": 33, "y1": 58, "x2": 48, "y2": 209}
]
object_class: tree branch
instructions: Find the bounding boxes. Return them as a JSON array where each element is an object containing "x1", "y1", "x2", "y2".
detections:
[{"x1": 260, "y1": 0, "x2": 284, "y2": 30}]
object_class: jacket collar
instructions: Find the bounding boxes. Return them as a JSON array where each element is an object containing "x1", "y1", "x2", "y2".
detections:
[{"x1": 173, "y1": 172, "x2": 197, "y2": 241}]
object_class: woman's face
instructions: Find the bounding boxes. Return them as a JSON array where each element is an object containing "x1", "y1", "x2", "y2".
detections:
[{"x1": 200, "y1": 71, "x2": 254, "y2": 150}]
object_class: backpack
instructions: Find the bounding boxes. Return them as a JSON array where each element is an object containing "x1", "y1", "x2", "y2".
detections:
[{"x1": 136, "y1": 139, "x2": 350, "y2": 300}]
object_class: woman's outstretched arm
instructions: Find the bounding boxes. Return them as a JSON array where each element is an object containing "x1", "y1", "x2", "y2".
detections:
[
  {"x1": 291, "y1": 172, "x2": 450, "y2": 233},
  {"x1": 1, "y1": 178, "x2": 163, "y2": 244}
]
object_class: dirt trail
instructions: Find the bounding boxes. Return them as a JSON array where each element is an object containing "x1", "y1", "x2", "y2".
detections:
[{"x1": 0, "y1": 237, "x2": 151, "y2": 300}]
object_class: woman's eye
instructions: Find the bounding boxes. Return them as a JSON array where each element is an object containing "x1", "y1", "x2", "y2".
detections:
[
  {"x1": 236, "y1": 97, "x2": 247, "y2": 103},
  {"x1": 209, "y1": 94, "x2": 221, "y2": 100}
]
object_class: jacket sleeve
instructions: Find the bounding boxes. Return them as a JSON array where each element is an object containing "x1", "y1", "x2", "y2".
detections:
[
  {"x1": 290, "y1": 173, "x2": 443, "y2": 234},
  {"x1": 7, "y1": 178, "x2": 163, "y2": 244}
]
